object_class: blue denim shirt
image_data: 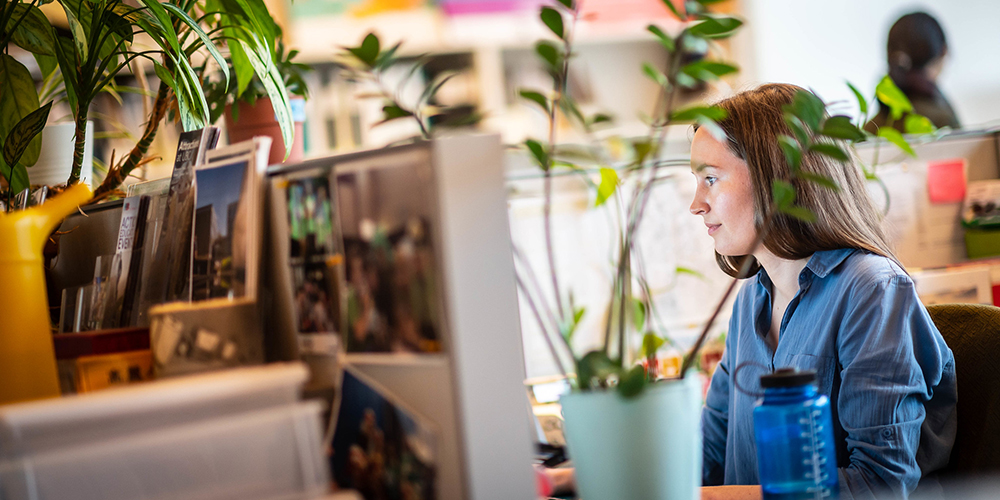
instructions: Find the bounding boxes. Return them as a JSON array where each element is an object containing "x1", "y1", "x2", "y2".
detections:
[{"x1": 701, "y1": 248, "x2": 957, "y2": 499}]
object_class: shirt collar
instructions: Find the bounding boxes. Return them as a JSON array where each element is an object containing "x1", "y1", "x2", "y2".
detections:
[
  {"x1": 754, "y1": 247, "x2": 857, "y2": 292},
  {"x1": 803, "y1": 248, "x2": 857, "y2": 278}
]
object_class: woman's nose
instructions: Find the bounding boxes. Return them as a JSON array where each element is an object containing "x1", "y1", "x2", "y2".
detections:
[{"x1": 690, "y1": 195, "x2": 707, "y2": 215}]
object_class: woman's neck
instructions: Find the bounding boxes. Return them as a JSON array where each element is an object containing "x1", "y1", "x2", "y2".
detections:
[{"x1": 754, "y1": 249, "x2": 811, "y2": 300}]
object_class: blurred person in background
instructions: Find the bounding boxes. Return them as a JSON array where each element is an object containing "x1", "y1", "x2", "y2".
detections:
[{"x1": 867, "y1": 11, "x2": 961, "y2": 132}]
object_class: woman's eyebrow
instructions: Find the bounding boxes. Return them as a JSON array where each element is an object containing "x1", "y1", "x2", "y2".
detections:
[{"x1": 692, "y1": 163, "x2": 718, "y2": 173}]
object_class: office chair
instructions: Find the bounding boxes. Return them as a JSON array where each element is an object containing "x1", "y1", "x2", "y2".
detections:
[{"x1": 926, "y1": 303, "x2": 1000, "y2": 475}]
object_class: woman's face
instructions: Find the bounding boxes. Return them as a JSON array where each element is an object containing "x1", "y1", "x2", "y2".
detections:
[{"x1": 689, "y1": 127, "x2": 758, "y2": 256}]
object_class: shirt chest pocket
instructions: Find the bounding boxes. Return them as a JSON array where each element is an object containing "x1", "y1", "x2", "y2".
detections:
[{"x1": 787, "y1": 353, "x2": 836, "y2": 397}]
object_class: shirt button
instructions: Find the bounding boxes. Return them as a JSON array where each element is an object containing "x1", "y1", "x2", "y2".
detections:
[{"x1": 881, "y1": 428, "x2": 893, "y2": 439}]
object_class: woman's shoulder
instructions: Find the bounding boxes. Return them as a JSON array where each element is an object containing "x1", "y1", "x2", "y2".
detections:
[{"x1": 827, "y1": 249, "x2": 912, "y2": 291}]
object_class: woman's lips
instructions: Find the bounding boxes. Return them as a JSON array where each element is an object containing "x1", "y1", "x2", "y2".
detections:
[{"x1": 706, "y1": 224, "x2": 720, "y2": 235}]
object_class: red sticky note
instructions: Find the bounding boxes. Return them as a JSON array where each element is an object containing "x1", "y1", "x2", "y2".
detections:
[{"x1": 927, "y1": 158, "x2": 967, "y2": 204}]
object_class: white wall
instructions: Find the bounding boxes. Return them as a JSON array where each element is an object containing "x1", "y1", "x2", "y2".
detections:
[{"x1": 737, "y1": 0, "x2": 1000, "y2": 128}]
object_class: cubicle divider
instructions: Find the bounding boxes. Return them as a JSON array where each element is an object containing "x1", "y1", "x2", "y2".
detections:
[{"x1": 267, "y1": 134, "x2": 536, "y2": 500}]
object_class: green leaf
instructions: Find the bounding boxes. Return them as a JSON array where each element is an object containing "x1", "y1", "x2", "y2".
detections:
[
  {"x1": 642, "y1": 62, "x2": 668, "y2": 88},
  {"x1": 51, "y1": 33, "x2": 78, "y2": 115},
  {"x1": 10, "y1": 4, "x2": 56, "y2": 56},
  {"x1": 772, "y1": 179, "x2": 795, "y2": 209},
  {"x1": 0, "y1": 160, "x2": 30, "y2": 194},
  {"x1": 632, "y1": 138, "x2": 653, "y2": 165},
  {"x1": 60, "y1": 1, "x2": 88, "y2": 60},
  {"x1": 846, "y1": 81, "x2": 868, "y2": 119},
  {"x1": 808, "y1": 143, "x2": 849, "y2": 162},
  {"x1": 595, "y1": 167, "x2": 618, "y2": 207},
  {"x1": 671, "y1": 105, "x2": 726, "y2": 122},
  {"x1": 3, "y1": 102, "x2": 51, "y2": 169},
  {"x1": 784, "y1": 90, "x2": 825, "y2": 131},
  {"x1": 243, "y1": 38, "x2": 294, "y2": 154},
  {"x1": 420, "y1": 72, "x2": 456, "y2": 105},
  {"x1": 680, "y1": 60, "x2": 737, "y2": 82},
  {"x1": 875, "y1": 75, "x2": 912, "y2": 121},
  {"x1": 820, "y1": 115, "x2": 866, "y2": 142},
  {"x1": 687, "y1": 16, "x2": 742, "y2": 39},
  {"x1": 617, "y1": 364, "x2": 647, "y2": 398},
  {"x1": 781, "y1": 205, "x2": 817, "y2": 222},
  {"x1": 590, "y1": 113, "x2": 613, "y2": 125},
  {"x1": 524, "y1": 139, "x2": 549, "y2": 170},
  {"x1": 676, "y1": 266, "x2": 705, "y2": 279},
  {"x1": 382, "y1": 104, "x2": 414, "y2": 120},
  {"x1": 878, "y1": 127, "x2": 916, "y2": 157},
  {"x1": 797, "y1": 171, "x2": 840, "y2": 191},
  {"x1": 518, "y1": 89, "x2": 549, "y2": 114},
  {"x1": 228, "y1": 38, "x2": 256, "y2": 98},
  {"x1": 103, "y1": 10, "x2": 133, "y2": 44},
  {"x1": 576, "y1": 350, "x2": 619, "y2": 390},
  {"x1": 0, "y1": 55, "x2": 42, "y2": 167},
  {"x1": 557, "y1": 0, "x2": 575, "y2": 9},
  {"x1": 573, "y1": 307, "x2": 586, "y2": 327},
  {"x1": 631, "y1": 298, "x2": 646, "y2": 332},
  {"x1": 640, "y1": 332, "x2": 665, "y2": 358},
  {"x1": 777, "y1": 134, "x2": 801, "y2": 169},
  {"x1": 373, "y1": 41, "x2": 402, "y2": 70},
  {"x1": 783, "y1": 115, "x2": 810, "y2": 145},
  {"x1": 535, "y1": 41, "x2": 562, "y2": 72},
  {"x1": 697, "y1": 116, "x2": 728, "y2": 143},
  {"x1": 660, "y1": 0, "x2": 683, "y2": 19},
  {"x1": 540, "y1": 6, "x2": 564, "y2": 39},
  {"x1": 35, "y1": 53, "x2": 57, "y2": 80},
  {"x1": 348, "y1": 33, "x2": 380, "y2": 67},
  {"x1": 904, "y1": 113, "x2": 935, "y2": 135},
  {"x1": 646, "y1": 24, "x2": 675, "y2": 52},
  {"x1": 162, "y1": 3, "x2": 228, "y2": 86}
]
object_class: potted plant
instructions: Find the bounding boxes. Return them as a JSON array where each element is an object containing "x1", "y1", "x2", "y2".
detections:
[
  {"x1": 90, "y1": 0, "x2": 296, "y2": 199},
  {"x1": 335, "y1": 32, "x2": 482, "y2": 141},
  {"x1": 203, "y1": 26, "x2": 312, "y2": 166}
]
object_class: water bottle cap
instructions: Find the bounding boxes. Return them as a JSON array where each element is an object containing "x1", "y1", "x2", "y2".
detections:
[{"x1": 760, "y1": 367, "x2": 816, "y2": 388}]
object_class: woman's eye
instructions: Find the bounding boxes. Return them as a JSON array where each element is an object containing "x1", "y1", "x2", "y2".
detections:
[{"x1": 705, "y1": 176, "x2": 717, "y2": 186}]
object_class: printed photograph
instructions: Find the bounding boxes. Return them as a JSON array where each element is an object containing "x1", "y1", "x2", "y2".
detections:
[
  {"x1": 287, "y1": 176, "x2": 344, "y2": 334},
  {"x1": 330, "y1": 369, "x2": 436, "y2": 500},
  {"x1": 193, "y1": 160, "x2": 248, "y2": 300},
  {"x1": 337, "y1": 159, "x2": 443, "y2": 354}
]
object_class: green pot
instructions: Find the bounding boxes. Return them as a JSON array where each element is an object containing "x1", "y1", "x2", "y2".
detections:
[{"x1": 560, "y1": 374, "x2": 702, "y2": 500}]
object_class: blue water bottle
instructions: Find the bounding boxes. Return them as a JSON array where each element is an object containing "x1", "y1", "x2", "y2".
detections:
[{"x1": 753, "y1": 368, "x2": 839, "y2": 500}]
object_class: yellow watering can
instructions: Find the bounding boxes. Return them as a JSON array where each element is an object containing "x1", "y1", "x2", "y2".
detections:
[{"x1": 0, "y1": 183, "x2": 92, "y2": 405}]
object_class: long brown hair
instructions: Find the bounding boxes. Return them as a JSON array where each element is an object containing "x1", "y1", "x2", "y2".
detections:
[{"x1": 707, "y1": 83, "x2": 898, "y2": 277}]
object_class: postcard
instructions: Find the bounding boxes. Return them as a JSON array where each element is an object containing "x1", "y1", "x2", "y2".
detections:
[{"x1": 329, "y1": 367, "x2": 437, "y2": 499}]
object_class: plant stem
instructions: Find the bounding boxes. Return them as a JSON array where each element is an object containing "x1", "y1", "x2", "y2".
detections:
[
  {"x1": 540, "y1": 7, "x2": 580, "y2": 325},
  {"x1": 67, "y1": 106, "x2": 90, "y2": 185},
  {"x1": 94, "y1": 81, "x2": 169, "y2": 199},
  {"x1": 516, "y1": 275, "x2": 570, "y2": 380},
  {"x1": 679, "y1": 213, "x2": 774, "y2": 377},
  {"x1": 511, "y1": 242, "x2": 568, "y2": 353}
]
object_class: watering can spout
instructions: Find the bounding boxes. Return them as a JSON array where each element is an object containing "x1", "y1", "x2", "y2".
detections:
[
  {"x1": 0, "y1": 182, "x2": 92, "y2": 405},
  {"x1": 0, "y1": 183, "x2": 92, "y2": 263}
]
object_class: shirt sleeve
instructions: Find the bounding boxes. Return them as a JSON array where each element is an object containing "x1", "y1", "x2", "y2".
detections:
[
  {"x1": 701, "y1": 313, "x2": 736, "y2": 486},
  {"x1": 834, "y1": 275, "x2": 950, "y2": 499}
]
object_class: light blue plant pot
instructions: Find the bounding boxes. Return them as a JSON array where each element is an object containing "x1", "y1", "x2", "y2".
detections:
[{"x1": 560, "y1": 375, "x2": 702, "y2": 500}]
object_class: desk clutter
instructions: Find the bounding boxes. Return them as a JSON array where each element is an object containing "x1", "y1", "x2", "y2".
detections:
[{"x1": 13, "y1": 132, "x2": 535, "y2": 500}]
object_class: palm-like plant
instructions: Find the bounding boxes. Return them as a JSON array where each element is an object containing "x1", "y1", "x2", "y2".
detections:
[{"x1": 92, "y1": 0, "x2": 294, "y2": 199}]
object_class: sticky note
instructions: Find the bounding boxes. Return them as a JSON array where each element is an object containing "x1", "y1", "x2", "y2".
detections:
[{"x1": 927, "y1": 158, "x2": 967, "y2": 204}]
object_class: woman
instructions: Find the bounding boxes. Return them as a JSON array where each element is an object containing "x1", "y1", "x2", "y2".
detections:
[
  {"x1": 692, "y1": 84, "x2": 957, "y2": 500},
  {"x1": 867, "y1": 11, "x2": 960, "y2": 131}
]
